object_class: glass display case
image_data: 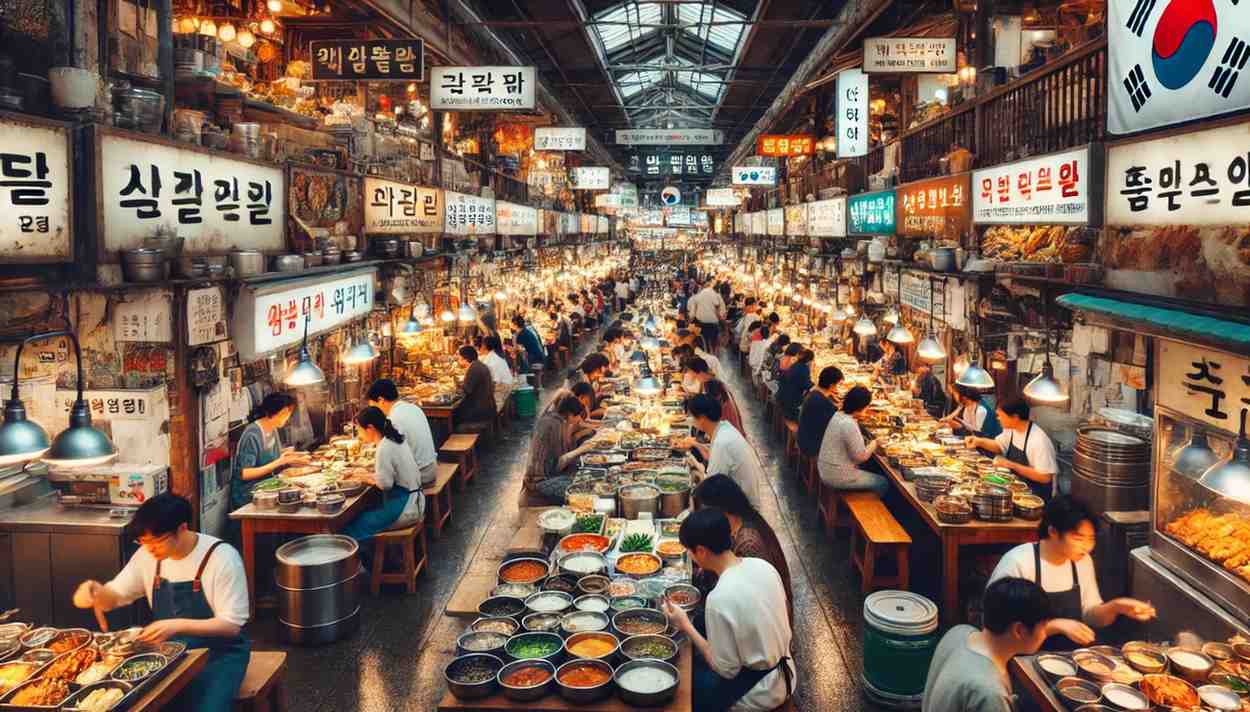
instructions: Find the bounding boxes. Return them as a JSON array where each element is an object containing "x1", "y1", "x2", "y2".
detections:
[{"x1": 1151, "y1": 406, "x2": 1250, "y2": 625}]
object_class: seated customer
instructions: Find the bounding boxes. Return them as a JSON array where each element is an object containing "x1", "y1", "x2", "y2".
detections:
[
  {"x1": 702, "y1": 380, "x2": 745, "y2": 438},
  {"x1": 662, "y1": 508, "x2": 795, "y2": 712},
  {"x1": 512, "y1": 314, "x2": 548, "y2": 370},
  {"x1": 523, "y1": 396, "x2": 597, "y2": 504},
  {"x1": 776, "y1": 346, "x2": 814, "y2": 421},
  {"x1": 798, "y1": 366, "x2": 842, "y2": 459},
  {"x1": 341, "y1": 407, "x2": 426, "y2": 544},
  {"x1": 365, "y1": 379, "x2": 437, "y2": 486},
  {"x1": 684, "y1": 394, "x2": 763, "y2": 507},
  {"x1": 922, "y1": 577, "x2": 1052, "y2": 712},
  {"x1": 816, "y1": 385, "x2": 889, "y2": 497},
  {"x1": 454, "y1": 345, "x2": 496, "y2": 426}
]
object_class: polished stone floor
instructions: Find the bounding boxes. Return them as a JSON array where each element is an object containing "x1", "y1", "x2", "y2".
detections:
[{"x1": 248, "y1": 334, "x2": 912, "y2": 711}]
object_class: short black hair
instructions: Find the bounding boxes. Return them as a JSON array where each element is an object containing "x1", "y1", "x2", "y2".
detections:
[
  {"x1": 556, "y1": 395, "x2": 585, "y2": 417},
  {"x1": 483, "y1": 335, "x2": 502, "y2": 353},
  {"x1": 367, "y1": 379, "x2": 400, "y2": 402},
  {"x1": 685, "y1": 357, "x2": 710, "y2": 375},
  {"x1": 956, "y1": 384, "x2": 983, "y2": 403},
  {"x1": 604, "y1": 328, "x2": 622, "y2": 343},
  {"x1": 783, "y1": 343, "x2": 803, "y2": 357},
  {"x1": 758, "y1": 325, "x2": 771, "y2": 340},
  {"x1": 982, "y1": 577, "x2": 1051, "y2": 634},
  {"x1": 1040, "y1": 494, "x2": 1099, "y2": 540},
  {"x1": 512, "y1": 314, "x2": 526, "y2": 327},
  {"x1": 768, "y1": 312, "x2": 780, "y2": 324},
  {"x1": 132, "y1": 493, "x2": 193, "y2": 537},
  {"x1": 678, "y1": 507, "x2": 734, "y2": 555},
  {"x1": 581, "y1": 353, "x2": 609, "y2": 375},
  {"x1": 841, "y1": 385, "x2": 873, "y2": 414},
  {"x1": 685, "y1": 393, "x2": 723, "y2": 422},
  {"x1": 818, "y1": 366, "x2": 844, "y2": 389},
  {"x1": 571, "y1": 382, "x2": 594, "y2": 399},
  {"x1": 458, "y1": 345, "x2": 478, "y2": 362},
  {"x1": 999, "y1": 397, "x2": 1031, "y2": 421},
  {"x1": 671, "y1": 344, "x2": 694, "y2": 359},
  {"x1": 675, "y1": 319, "x2": 688, "y2": 330},
  {"x1": 745, "y1": 296, "x2": 757, "y2": 306}
]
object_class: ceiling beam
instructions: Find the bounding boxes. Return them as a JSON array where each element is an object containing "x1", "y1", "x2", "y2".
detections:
[{"x1": 453, "y1": 19, "x2": 837, "y2": 28}]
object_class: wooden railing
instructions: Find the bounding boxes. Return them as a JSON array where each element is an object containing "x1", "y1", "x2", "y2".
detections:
[{"x1": 900, "y1": 103, "x2": 976, "y2": 183}]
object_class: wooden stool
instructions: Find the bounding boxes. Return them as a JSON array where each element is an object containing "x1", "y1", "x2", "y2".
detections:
[
  {"x1": 846, "y1": 493, "x2": 912, "y2": 594},
  {"x1": 440, "y1": 433, "x2": 481, "y2": 490},
  {"x1": 817, "y1": 482, "x2": 852, "y2": 535},
  {"x1": 422, "y1": 462, "x2": 458, "y2": 540},
  {"x1": 233, "y1": 651, "x2": 287, "y2": 712},
  {"x1": 369, "y1": 522, "x2": 427, "y2": 595},
  {"x1": 455, "y1": 419, "x2": 494, "y2": 446},
  {"x1": 783, "y1": 419, "x2": 799, "y2": 468}
]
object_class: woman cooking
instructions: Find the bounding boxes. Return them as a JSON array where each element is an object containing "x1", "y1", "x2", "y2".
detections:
[
  {"x1": 942, "y1": 384, "x2": 1002, "y2": 439},
  {"x1": 965, "y1": 398, "x2": 1057, "y2": 501},
  {"x1": 340, "y1": 407, "x2": 425, "y2": 549},
  {"x1": 989, "y1": 495, "x2": 1156, "y2": 650},
  {"x1": 229, "y1": 392, "x2": 308, "y2": 512}
]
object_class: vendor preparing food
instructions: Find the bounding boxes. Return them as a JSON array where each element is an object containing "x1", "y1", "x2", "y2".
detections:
[
  {"x1": 964, "y1": 398, "x2": 1057, "y2": 500},
  {"x1": 524, "y1": 395, "x2": 598, "y2": 504},
  {"x1": 942, "y1": 384, "x2": 1002, "y2": 438},
  {"x1": 988, "y1": 495, "x2": 1156, "y2": 650},
  {"x1": 229, "y1": 392, "x2": 308, "y2": 512},
  {"x1": 73, "y1": 494, "x2": 250, "y2": 712},
  {"x1": 339, "y1": 407, "x2": 426, "y2": 547}
]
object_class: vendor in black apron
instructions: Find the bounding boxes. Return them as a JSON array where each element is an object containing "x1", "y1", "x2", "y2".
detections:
[
  {"x1": 942, "y1": 384, "x2": 1002, "y2": 439},
  {"x1": 661, "y1": 509, "x2": 795, "y2": 712},
  {"x1": 73, "y1": 494, "x2": 250, "y2": 712},
  {"x1": 964, "y1": 398, "x2": 1057, "y2": 501},
  {"x1": 987, "y1": 496, "x2": 1156, "y2": 650}
]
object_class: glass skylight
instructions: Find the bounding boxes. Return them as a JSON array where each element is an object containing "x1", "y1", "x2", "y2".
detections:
[
  {"x1": 676, "y1": 3, "x2": 747, "y2": 55},
  {"x1": 594, "y1": 2, "x2": 662, "y2": 53}
]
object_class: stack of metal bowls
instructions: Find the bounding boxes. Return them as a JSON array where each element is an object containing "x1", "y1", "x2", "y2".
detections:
[
  {"x1": 1071, "y1": 426, "x2": 1151, "y2": 515},
  {"x1": 971, "y1": 484, "x2": 1013, "y2": 522},
  {"x1": 915, "y1": 475, "x2": 954, "y2": 503}
]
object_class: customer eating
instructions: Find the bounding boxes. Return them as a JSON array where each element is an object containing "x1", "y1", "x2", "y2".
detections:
[
  {"x1": 524, "y1": 395, "x2": 598, "y2": 504},
  {"x1": 684, "y1": 394, "x2": 763, "y2": 507},
  {"x1": 943, "y1": 384, "x2": 1002, "y2": 438},
  {"x1": 798, "y1": 366, "x2": 842, "y2": 460},
  {"x1": 366, "y1": 379, "x2": 437, "y2": 487},
  {"x1": 340, "y1": 407, "x2": 426, "y2": 544},
  {"x1": 816, "y1": 385, "x2": 890, "y2": 497},
  {"x1": 454, "y1": 345, "x2": 497, "y2": 427},
  {"x1": 229, "y1": 392, "x2": 308, "y2": 512},
  {"x1": 964, "y1": 398, "x2": 1058, "y2": 500}
]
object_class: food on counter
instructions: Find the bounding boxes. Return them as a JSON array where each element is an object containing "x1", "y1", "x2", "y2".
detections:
[
  {"x1": 615, "y1": 614, "x2": 667, "y2": 636},
  {"x1": 492, "y1": 583, "x2": 536, "y2": 599},
  {"x1": 666, "y1": 589, "x2": 698, "y2": 606},
  {"x1": 617, "y1": 553, "x2": 661, "y2": 575},
  {"x1": 618, "y1": 664, "x2": 677, "y2": 694},
  {"x1": 76, "y1": 661, "x2": 117, "y2": 686},
  {"x1": 578, "y1": 577, "x2": 608, "y2": 595},
  {"x1": 526, "y1": 593, "x2": 570, "y2": 613},
  {"x1": 0, "y1": 662, "x2": 37, "y2": 694},
  {"x1": 500, "y1": 560, "x2": 547, "y2": 583},
  {"x1": 1165, "y1": 509, "x2": 1250, "y2": 583},
  {"x1": 623, "y1": 637, "x2": 676, "y2": 659},
  {"x1": 448, "y1": 657, "x2": 500, "y2": 684},
  {"x1": 981, "y1": 225, "x2": 1092, "y2": 263},
  {"x1": 1141, "y1": 674, "x2": 1201, "y2": 708},
  {"x1": 112, "y1": 656, "x2": 163, "y2": 681},
  {"x1": 1168, "y1": 648, "x2": 1214, "y2": 673},
  {"x1": 656, "y1": 540, "x2": 685, "y2": 557},
  {"x1": 608, "y1": 579, "x2": 638, "y2": 597},
  {"x1": 47, "y1": 631, "x2": 89, "y2": 654},
  {"x1": 44, "y1": 647, "x2": 97, "y2": 681},
  {"x1": 479, "y1": 598, "x2": 524, "y2": 618},
  {"x1": 561, "y1": 534, "x2": 610, "y2": 553},
  {"x1": 558, "y1": 662, "x2": 610, "y2": 687},
  {"x1": 568, "y1": 637, "x2": 616, "y2": 659},
  {"x1": 571, "y1": 514, "x2": 605, "y2": 534},
  {"x1": 76, "y1": 686, "x2": 126, "y2": 712},
  {"x1": 18, "y1": 627, "x2": 56, "y2": 648},
  {"x1": 502, "y1": 665, "x2": 551, "y2": 687},
  {"x1": 460, "y1": 633, "x2": 507, "y2": 652},
  {"x1": 538, "y1": 508, "x2": 576, "y2": 532},
  {"x1": 506, "y1": 636, "x2": 561, "y2": 660},
  {"x1": 10, "y1": 677, "x2": 71, "y2": 706},
  {"x1": 1103, "y1": 685, "x2": 1148, "y2": 709},
  {"x1": 619, "y1": 534, "x2": 654, "y2": 553}
]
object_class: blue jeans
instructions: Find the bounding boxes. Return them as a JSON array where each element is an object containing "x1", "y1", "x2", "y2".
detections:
[{"x1": 826, "y1": 468, "x2": 890, "y2": 497}]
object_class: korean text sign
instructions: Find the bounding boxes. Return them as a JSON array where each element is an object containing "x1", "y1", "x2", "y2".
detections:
[
  {"x1": 0, "y1": 117, "x2": 72, "y2": 261},
  {"x1": 364, "y1": 178, "x2": 442, "y2": 233},
  {"x1": 766, "y1": 208, "x2": 785, "y2": 236},
  {"x1": 848, "y1": 190, "x2": 896, "y2": 234},
  {"x1": 616, "y1": 129, "x2": 722, "y2": 145},
  {"x1": 705, "y1": 188, "x2": 741, "y2": 207},
  {"x1": 496, "y1": 201, "x2": 538, "y2": 235},
  {"x1": 443, "y1": 191, "x2": 496, "y2": 235},
  {"x1": 310, "y1": 39, "x2": 423, "y2": 81},
  {"x1": 863, "y1": 38, "x2": 956, "y2": 73},
  {"x1": 973, "y1": 146, "x2": 1100, "y2": 225},
  {"x1": 431, "y1": 66, "x2": 536, "y2": 110},
  {"x1": 101, "y1": 133, "x2": 284, "y2": 253},
  {"x1": 1106, "y1": 121, "x2": 1250, "y2": 225},
  {"x1": 534, "y1": 127, "x2": 586, "y2": 151},
  {"x1": 808, "y1": 197, "x2": 848, "y2": 237},
  {"x1": 896, "y1": 173, "x2": 970, "y2": 239},
  {"x1": 570, "y1": 167, "x2": 610, "y2": 190},
  {"x1": 231, "y1": 268, "x2": 376, "y2": 361},
  {"x1": 732, "y1": 166, "x2": 776, "y2": 186},
  {"x1": 837, "y1": 69, "x2": 868, "y2": 158},
  {"x1": 1157, "y1": 339, "x2": 1250, "y2": 433},
  {"x1": 757, "y1": 135, "x2": 815, "y2": 157},
  {"x1": 751, "y1": 212, "x2": 767, "y2": 235},
  {"x1": 630, "y1": 150, "x2": 716, "y2": 177}
]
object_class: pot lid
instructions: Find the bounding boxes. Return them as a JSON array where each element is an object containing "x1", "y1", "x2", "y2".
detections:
[
  {"x1": 864, "y1": 590, "x2": 938, "y2": 635},
  {"x1": 275, "y1": 534, "x2": 357, "y2": 566}
]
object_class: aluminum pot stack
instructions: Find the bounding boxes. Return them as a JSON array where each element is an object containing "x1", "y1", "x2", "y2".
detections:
[
  {"x1": 1071, "y1": 426, "x2": 1151, "y2": 515},
  {"x1": 275, "y1": 534, "x2": 361, "y2": 645}
]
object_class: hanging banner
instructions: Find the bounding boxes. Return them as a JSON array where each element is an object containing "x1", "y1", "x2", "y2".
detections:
[
  {"x1": 443, "y1": 190, "x2": 496, "y2": 235},
  {"x1": 808, "y1": 197, "x2": 848, "y2": 237},
  {"x1": 1108, "y1": 0, "x2": 1250, "y2": 135},
  {"x1": 751, "y1": 212, "x2": 767, "y2": 235},
  {"x1": 836, "y1": 69, "x2": 869, "y2": 158},
  {"x1": 848, "y1": 190, "x2": 896, "y2": 234},
  {"x1": 570, "y1": 167, "x2": 610, "y2": 190},
  {"x1": 896, "y1": 173, "x2": 970, "y2": 239},
  {"x1": 231, "y1": 267, "x2": 376, "y2": 361},
  {"x1": 0, "y1": 116, "x2": 72, "y2": 262},
  {"x1": 862, "y1": 37, "x2": 957, "y2": 73},
  {"x1": 495, "y1": 201, "x2": 538, "y2": 235},
  {"x1": 757, "y1": 135, "x2": 816, "y2": 157},
  {"x1": 364, "y1": 178, "x2": 442, "y2": 233},
  {"x1": 972, "y1": 145, "x2": 1101, "y2": 225},
  {"x1": 732, "y1": 166, "x2": 777, "y2": 185},
  {"x1": 766, "y1": 208, "x2": 785, "y2": 236},
  {"x1": 705, "y1": 188, "x2": 741, "y2": 207},
  {"x1": 784, "y1": 204, "x2": 808, "y2": 236},
  {"x1": 667, "y1": 206, "x2": 692, "y2": 226},
  {"x1": 309, "y1": 39, "x2": 424, "y2": 81},
  {"x1": 101, "y1": 132, "x2": 285, "y2": 254},
  {"x1": 534, "y1": 127, "x2": 586, "y2": 151},
  {"x1": 629, "y1": 150, "x2": 717, "y2": 177},
  {"x1": 616, "y1": 129, "x2": 723, "y2": 145},
  {"x1": 431, "y1": 66, "x2": 536, "y2": 110}
]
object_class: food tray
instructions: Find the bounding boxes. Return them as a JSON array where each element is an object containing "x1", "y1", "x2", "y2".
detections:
[{"x1": 0, "y1": 646, "x2": 184, "y2": 712}]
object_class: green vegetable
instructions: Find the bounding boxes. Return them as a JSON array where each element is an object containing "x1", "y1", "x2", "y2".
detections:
[
  {"x1": 254, "y1": 478, "x2": 284, "y2": 492},
  {"x1": 619, "y1": 533, "x2": 653, "y2": 553},
  {"x1": 506, "y1": 637, "x2": 560, "y2": 659},
  {"x1": 572, "y1": 514, "x2": 604, "y2": 534},
  {"x1": 656, "y1": 478, "x2": 687, "y2": 493}
]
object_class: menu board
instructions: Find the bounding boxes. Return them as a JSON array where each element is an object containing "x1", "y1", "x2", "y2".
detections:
[
  {"x1": 364, "y1": 178, "x2": 441, "y2": 233},
  {"x1": 495, "y1": 201, "x2": 538, "y2": 236},
  {"x1": 784, "y1": 204, "x2": 808, "y2": 236},
  {"x1": 534, "y1": 127, "x2": 586, "y2": 151},
  {"x1": 758, "y1": 135, "x2": 815, "y2": 157},
  {"x1": 896, "y1": 173, "x2": 970, "y2": 239},
  {"x1": 431, "y1": 66, "x2": 536, "y2": 110},
  {"x1": 0, "y1": 116, "x2": 72, "y2": 261},
  {"x1": 972, "y1": 146, "x2": 1099, "y2": 225},
  {"x1": 443, "y1": 191, "x2": 496, "y2": 235},
  {"x1": 848, "y1": 190, "x2": 896, "y2": 235},
  {"x1": 766, "y1": 208, "x2": 785, "y2": 236},
  {"x1": 862, "y1": 37, "x2": 957, "y2": 73},
  {"x1": 808, "y1": 197, "x2": 848, "y2": 237},
  {"x1": 310, "y1": 39, "x2": 423, "y2": 81},
  {"x1": 232, "y1": 268, "x2": 376, "y2": 361}
]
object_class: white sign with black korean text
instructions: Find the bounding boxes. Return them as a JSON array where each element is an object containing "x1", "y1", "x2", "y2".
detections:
[
  {"x1": 594, "y1": 193, "x2": 622, "y2": 208},
  {"x1": 364, "y1": 178, "x2": 442, "y2": 233},
  {"x1": 443, "y1": 191, "x2": 496, "y2": 235},
  {"x1": 807, "y1": 197, "x2": 848, "y2": 237},
  {"x1": 616, "y1": 129, "x2": 723, "y2": 145},
  {"x1": 431, "y1": 66, "x2": 536, "y2": 110},
  {"x1": 570, "y1": 167, "x2": 610, "y2": 190},
  {"x1": 496, "y1": 201, "x2": 538, "y2": 236},
  {"x1": 837, "y1": 69, "x2": 869, "y2": 158},
  {"x1": 732, "y1": 166, "x2": 777, "y2": 186},
  {"x1": 751, "y1": 211, "x2": 767, "y2": 235},
  {"x1": 231, "y1": 268, "x2": 376, "y2": 362},
  {"x1": 767, "y1": 208, "x2": 785, "y2": 236},
  {"x1": 668, "y1": 206, "x2": 692, "y2": 226},
  {"x1": 1157, "y1": 339, "x2": 1250, "y2": 432},
  {"x1": 1106, "y1": 121, "x2": 1250, "y2": 225},
  {"x1": 705, "y1": 188, "x2": 741, "y2": 207},
  {"x1": 101, "y1": 134, "x2": 285, "y2": 253},
  {"x1": 863, "y1": 37, "x2": 957, "y2": 73},
  {"x1": 973, "y1": 146, "x2": 1101, "y2": 225},
  {"x1": 0, "y1": 117, "x2": 72, "y2": 261},
  {"x1": 534, "y1": 127, "x2": 586, "y2": 151},
  {"x1": 187, "y1": 286, "x2": 227, "y2": 346}
]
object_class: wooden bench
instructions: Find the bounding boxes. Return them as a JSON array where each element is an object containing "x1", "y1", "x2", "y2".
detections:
[
  {"x1": 845, "y1": 493, "x2": 912, "y2": 594},
  {"x1": 422, "y1": 462, "x2": 458, "y2": 540},
  {"x1": 783, "y1": 419, "x2": 799, "y2": 468},
  {"x1": 799, "y1": 451, "x2": 819, "y2": 494},
  {"x1": 233, "y1": 651, "x2": 287, "y2": 712},
  {"x1": 440, "y1": 433, "x2": 481, "y2": 490},
  {"x1": 817, "y1": 481, "x2": 852, "y2": 534},
  {"x1": 455, "y1": 418, "x2": 495, "y2": 445},
  {"x1": 369, "y1": 522, "x2": 427, "y2": 595}
]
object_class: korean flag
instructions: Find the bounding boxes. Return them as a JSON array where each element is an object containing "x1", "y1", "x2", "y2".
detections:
[{"x1": 1109, "y1": 0, "x2": 1250, "y2": 134}]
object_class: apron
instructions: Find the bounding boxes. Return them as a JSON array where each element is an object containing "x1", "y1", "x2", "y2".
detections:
[
  {"x1": 1033, "y1": 543, "x2": 1084, "y2": 652},
  {"x1": 154, "y1": 542, "x2": 250, "y2": 712},
  {"x1": 340, "y1": 485, "x2": 412, "y2": 543},
  {"x1": 1006, "y1": 424, "x2": 1051, "y2": 501},
  {"x1": 229, "y1": 424, "x2": 280, "y2": 512},
  {"x1": 694, "y1": 652, "x2": 794, "y2": 712}
]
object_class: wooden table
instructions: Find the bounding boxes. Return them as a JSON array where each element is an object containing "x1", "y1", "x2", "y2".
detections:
[
  {"x1": 421, "y1": 400, "x2": 462, "y2": 448},
  {"x1": 229, "y1": 490, "x2": 377, "y2": 616},
  {"x1": 436, "y1": 644, "x2": 694, "y2": 712},
  {"x1": 877, "y1": 457, "x2": 1038, "y2": 625},
  {"x1": 130, "y1": 648, "x2": 209, "y2": 711},
  {"x1": 445, "y1": 507, "x2": 553, "y2": 618},
  {"x1": 1009, "y1": 656, "x2": 1063, "y2": 712}
]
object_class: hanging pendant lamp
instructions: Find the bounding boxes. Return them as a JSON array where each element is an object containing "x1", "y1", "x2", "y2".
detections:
[
  {"x1": 1199, "y1": 411, "x2": 1250, "y2": 502},
  {"x1": 284, "y1": 315, "x2": 325, "y2": 387},
  {"x1": 885, "y1": 269, "x2": 913, "y2": 344},
  {"x1": 1022, "y1": 285, "x2": 1069, "y2": 406}
]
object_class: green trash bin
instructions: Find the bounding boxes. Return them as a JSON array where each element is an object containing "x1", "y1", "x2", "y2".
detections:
[{"x1": 513, "y1": 385, "x2": 537, "y2": 418}]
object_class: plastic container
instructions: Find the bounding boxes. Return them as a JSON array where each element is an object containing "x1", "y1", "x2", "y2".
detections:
[
  {"x1": 513, "y1": 386, "x2": 538, "y2": 418},
  {"x1": 861, "y1": 590, "x2": 939, "y2": 703}
]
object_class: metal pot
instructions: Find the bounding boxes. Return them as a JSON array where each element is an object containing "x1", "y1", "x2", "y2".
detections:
[
  {"x1": 372, "y1": 237, "x2": 401, "y2": 258},
  {"x1": 274, "y1": 534, "x2": 359, "y2": 589},
  {"x1": 272, "y1": 254, "x2": 305, "y2": 272},
  {"x1": 303, "y1": 252, "x2": 323, "y2": 268},
  {"x1": 228, "y1": 250, "x2": 265, "y2": 277},
  {"x1": 321, "y1": 250, "x2": 342, "y2": 265},
  {"x1": 618, "y1": 484, "x2": 660, "y2": 520},
  {"x1": 343, "y1": 250, "x2": 363, "y2": 263},
  {"x1": 280, "y1": 605, "x2": 360, "y2": 646},
  {"x1": 929, "y1": 247, "x2": 956, "y2": 272},
  {"x1": 657, "y1": 485, "x2": 689, "y2": 519},
  {"x1": 121, "y1": 248, "x2": 165, "y2": 283},
  {"x1": 274, "y1": 567, "x2": 360, "y2": 628},
  {"x1": 614, "y1": 659, "x2": 680, "y2": 707}
]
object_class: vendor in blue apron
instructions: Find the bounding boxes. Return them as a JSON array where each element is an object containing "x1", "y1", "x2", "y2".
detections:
[
  {"x1": 339, "y1": 407, "x2": 425, "y2": 557},
  {"x1": 229, "y1": 392, "x2": 309, "y2": 513},
  {"x1": 942, "y1": 384, "x2": 1002, "y2": 439},
  {"x1": 988, "y1": 495, "x2": 1156, "y2": 650},
  {"x1": 73, "y1": 494, "x2": 250, "y2": 712},
  {"x1": 662, "y1": 508, "x2": 795, "y2": 712},
  {"x1": 964, "y1": 398, "x2": 1058, "y2": 501}
]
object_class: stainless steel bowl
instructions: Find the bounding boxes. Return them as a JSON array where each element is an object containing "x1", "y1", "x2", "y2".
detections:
[
  {"x1": 1100, "y1": 682, "x2": 1149, "y2": 711},
  {"x1": 561, "y1": 611, "x2": 610, "y2": 636},
  {"x1": 554, "y1": 658, "x2": 614, "y2": 704},
  {"x1": 614, "y1": 553, "x2": 662, "y2": 580},
  {"x1": 443, "y1": 653, "x2": 503, "y2": 701},
  {"x1": 558, "y1": 551, "x2": 608, "y2": 579},
  {"x1": 563, "y1": 631, "x2": 620, "y2": 664},
  {"x1": 1055, "y1": 676, "x2": 1103, "y2": 708},
  {"x1": 490, "y1": 583, "x2": 537, "y2": 600},
  {"x1": 521, "y1": 612, "x2": 563, "y2": 633},
  {"x1": 228, "y1": 250, "x2": 265, "y2": 277},
  {"x1": 498, "y1": 557, "x2": 551, "y2": 586},
  {"x1": 496, "y1": 658, "x2": 556, "y2": 703},
  {"x1": 272, "y1": 254, "x2": 305, "y2": 272},
  {"x1": 524, "y1": 591, "x2": 573, "y2": 616},
  {"x1": 1073, "y1": 650, "x2": 1118, "y2": 683},
  {"x1": 615, "y1": 658, "x2": 680, "y2": 707},
  {"x1": 573, "y1": 594, "x2": 610, "y2": 614},
  {"x1": 619, "y1": 634, "x2": 678, "y2": 665},
  {"x1": 477, "y1": 596, "x2": 526, "y2": 621},
  {"x1": 61, "y1": 679, "x2": 134, "y2": 709},
  {"x1": 1035, "y1": 654, "x2": 1078, "y2": 684},
  {"x1": 504, "y1": 632, "x2": 564, "y2": 665},
  {"x1": 612, "y1": 608, "x2": 671, "y2": 639},
  {"x1": 1167, "y1": 647, "x2": 1215, "y2": 684},
  {"x1": 576, "y1": 575, "x2": 611, "y2": 596},
  {"x1": 663, "y1": 583, "x2": 701, "y2": 613},
  {"x1": 470, "y1": 617, "x2": 520, "y2": 638},
  {"x1": 110, "y1": 652, "x2": 169, "y2": 684},
  {"x1": 456, "y1": 630, "x2": 509, "y2": 658}
]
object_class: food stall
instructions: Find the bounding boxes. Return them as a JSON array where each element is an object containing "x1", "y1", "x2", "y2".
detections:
[
  {"x1": 784, "y1": 203, "x2": 808, "y2": 249},
  {"x1": 895, "y1": 173, "x2": 971, "y2": 258}
]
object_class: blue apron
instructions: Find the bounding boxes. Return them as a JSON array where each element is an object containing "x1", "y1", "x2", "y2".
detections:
[
  {"x1": 229, "y1": 424, "x2": 281, "y2": 512},
  {"x1": 154, "y1": 541, "x2": 250, "y2": 712},
  {"x1": 340, "y1": 486, "x2": 411, "y2": 543}
]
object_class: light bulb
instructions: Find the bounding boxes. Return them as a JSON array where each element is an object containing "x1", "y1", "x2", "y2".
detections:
[
  {"x1": 441, "y1": 310, "x2": 455, "y2": 323},
  {"x1": 260, "y1": 18, "x2": 275, "y2": 33},
  {"x1": 199, "y1": 18, "x2": 217, "y2": 36},
  {"x1": 267, "y1": 0, "x2": 282, "y2": 11},
  {"x1": 217, "y1": 22, "x2": 236, "y2": 42},
  {"x1": 237, "y1": 29, "x2": 255, "y2": 48},
  {"x1": 177, "y1": 17, "x2": 200, "y2": 33}
]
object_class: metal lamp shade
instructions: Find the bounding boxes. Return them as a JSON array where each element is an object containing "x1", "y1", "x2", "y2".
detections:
[
  {"x1": 0, "y1": 400, "x2": 50, "y2": 465},
  {"x1": 343, "y1": 339, "x2": 378, "y2": 365},
  {"x1": 630, "y1": 350, "x2": 648, "y2": 364},
  {"x1": 1199, "y1": 413, "x2": 1250, "y2": 502},
  {"x1": 401, "y1": 317, "x2": 423, "y2": 335},
  {"x1": 886, "y1": 324, "x2": 914, "y2": 344},
  {"x1": 285, "y1": 349, "x2": 325, "y2": 386},
  {"x1": 1022, "y1": 362, "x2": 1069, "y2": 406},
  {"x1": 955, "y1": 361, "x2": 996, "y2": 392},
  {"x1": 1172, "y1": 430, "x2": 1221, "y2": 478},
  {"x1": 458, "y1": 303, "x2": 477, "y2": 322},
  {"x1": 882, "y1": 308, "x2": 899, "y2": 325},
  {"x1": 42, "y1": 400, "x2": 116, "y2": 467},
  {"x1": 916, "y1": 334, "x2": 946, "y2": 362},
  {"x1": 853, "y1": 317, "x2": 877, "y2": 336}
]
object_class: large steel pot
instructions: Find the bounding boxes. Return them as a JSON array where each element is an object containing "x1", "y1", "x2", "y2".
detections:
[
  {"x1": 619, "y1": 484, "x2": 660, "y2": 520},
  {"x1": 272, "y1": 254, "x2": 305, "y2": 272},
  {"x1": 280, "y1": 606, "x2": 360, "y2": 646},
  {"x1": 657, "y1": 484, "x2": 689, "y2": 519},
  {"x1": 275, "y1": 567, "x2": 361, "y2": 628},
  {"x1": 274, "y1": 534, "x2": 358, "y2": 590},
  {"x1": 929, "y1": 247, "x2": 956, "y2": 272},
  {"x1": 228, "y1": 250, "x2": 265, "y2": 277},
  {"x1": 121, "y1": 248, "x2": 165, "y2": 283}
]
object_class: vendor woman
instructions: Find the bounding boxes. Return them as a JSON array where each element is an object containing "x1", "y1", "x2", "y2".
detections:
[
  {"x1": 942, "y1": 384, "x2": 1002, "y2": 438},
  {"x1": 73, "y1": 494, "x2": 249, "y2": 712},
  {"x1": 965, "y1": 398, "x2": 1056, "y2": 500},
  {"x1": 340, "y1": 407, "x2": 426, "y2": 546},
  {"x1": 230, "y1": 392, "x2": 308, "y2": 511},
  {"x1": 989, "y1": 495, "x2": 1156, "y2": 650}
]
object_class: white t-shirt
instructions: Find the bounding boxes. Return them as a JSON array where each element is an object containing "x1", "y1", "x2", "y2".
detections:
[
  {"x1": 688, "y1": 287, "x2": 725, "y2": 324},
  {"x1": 962, "y1": 402, "x2": 989, "y2": 432},
  {"x1": 707, "y1": 421, "x2": 762, "y2": 507},
  {"x1": 994, "y1": 425, "x2": 1059, "y2": 494},
  {"x1": 615, "y1": 282, "x2": 629, "y2": 298},
  {"x1": 737, "y1": 314, "x2": 761, "y2": 350},
  {"x1": 481, "y1": 350, "x2": 514, "y2": 387},
  {"x1": 706, "y1": 558, "x2": 795, "y2": 711},
  {"x1": 696, "y1": 349, "x2": 724, "y2": 380},
  {"x1": 391, "y1": 401, "x2": 437, "y2": 470},
  {"x1": 108, "y1": 534, "x2": 249, "y2": 627},
  {"x1": 988, "y1": 543, "x2": 1103, "y2": 617},
  {"x1": 748, "y1": 339, "x2": 771, "y2": 373}
]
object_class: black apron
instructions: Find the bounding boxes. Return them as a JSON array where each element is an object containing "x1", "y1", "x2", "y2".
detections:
[
  {"x1": 1006, "y1": 423, "x2": 1051, "y2": 502},
  {"x1": 694, "y1": 652, "x2": 794, "y2": 712},
  {"x1": 1033, "y1": 542, "x2": 1084, "y2": 652}
]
